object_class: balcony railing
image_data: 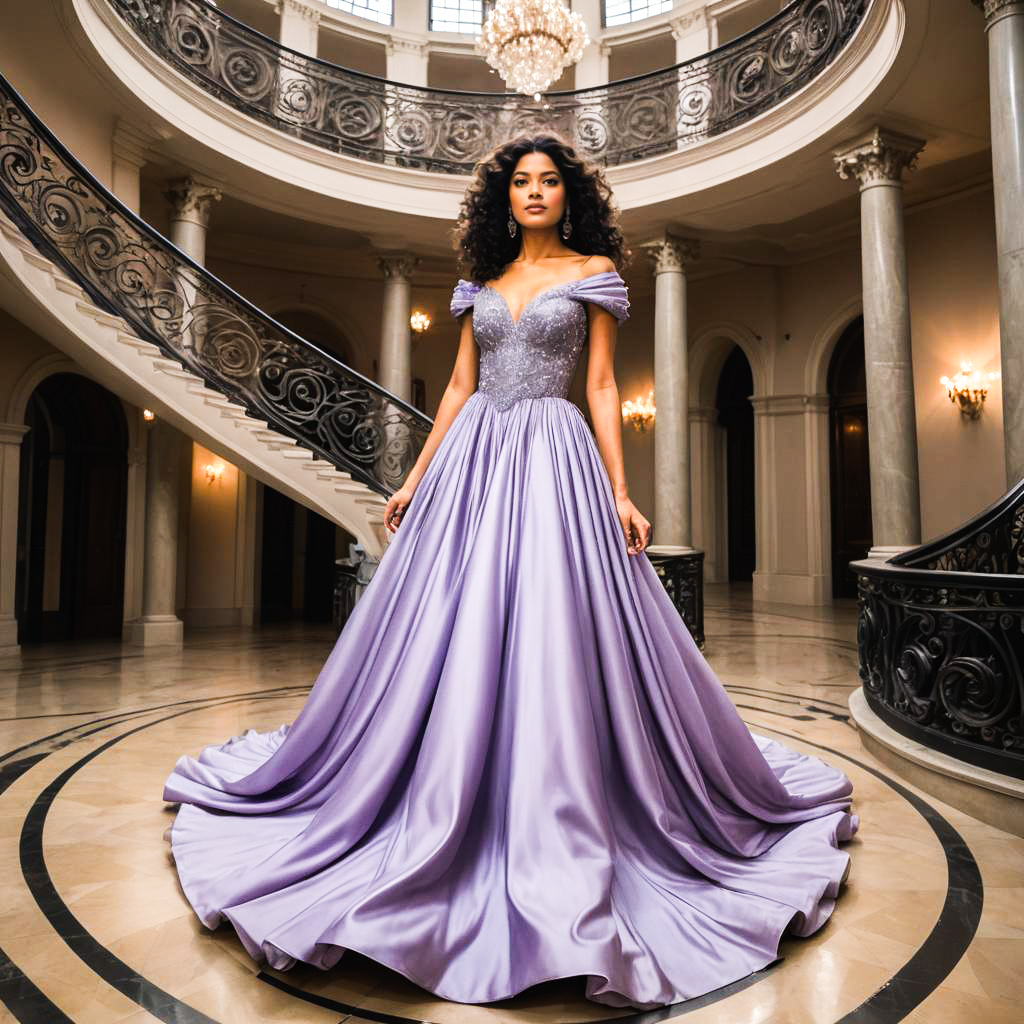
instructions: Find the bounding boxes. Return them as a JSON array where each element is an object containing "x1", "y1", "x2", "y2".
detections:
[
  {"x1": 853, "y1": 480, "x2": 1024, "y2": 780},
  {"x1": 0, "y1": 72, "x2": 431, "y2": 497},
  {"x1": 105, "y1": 0, "x2": 869, "y2": 173}
]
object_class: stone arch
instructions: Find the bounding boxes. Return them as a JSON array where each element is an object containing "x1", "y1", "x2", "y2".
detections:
[
  {"x1": 687, "y1": 322, "x2": 765, "y2": 583},
  {"x1": 805, "y1": 295, "x2": 863, "y2": 397},
  {"x1": 267, "y1": 301, "x2": 365, "y2": 372}
]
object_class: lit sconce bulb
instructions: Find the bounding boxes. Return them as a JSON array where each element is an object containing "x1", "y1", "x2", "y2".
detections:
[
  {"x1": 621, "y1": 388, "x2": 656, "y2": 432},
  {"x1": 143, "y1": 408, "x2": 155, "y2": 421},
  {"x1": 410, "y1": 310, "x2": 431, "y2": 334},
  {"x1": 939, "y1": 360, "x2": 1000, "y2": 419},
  {"x1": 204, "y1": 462, "x2": 224, "y2": 485}
]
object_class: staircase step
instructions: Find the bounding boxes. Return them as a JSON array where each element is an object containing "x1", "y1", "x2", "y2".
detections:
[
  {"x1": 75, "y1": 302, "x2": 125, "y2": 330},
  {"x1": 280, "y1": 447, "x2": 315, "y2": 461},
  {"x1": 54, "y1": 278, "x2": 88, "y2": 299},
  {"x1": 116, "y1": 333, "x2": 161, "y2": 353}
]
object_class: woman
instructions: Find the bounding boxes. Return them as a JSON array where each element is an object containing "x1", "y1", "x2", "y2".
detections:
[{"x1": 164, "y1": 133, "x2": 858, "y2": 1010}]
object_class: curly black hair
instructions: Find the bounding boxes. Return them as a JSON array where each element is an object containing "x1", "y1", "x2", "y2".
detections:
[{"x1": 451, "y1": 132, "x2": 630, "y2": 285}]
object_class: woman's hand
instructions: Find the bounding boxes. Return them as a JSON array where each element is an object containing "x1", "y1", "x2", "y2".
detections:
[
  {"x1": 384, "y1": 483, "x2": 417, "y2": 533},
  {"x1": 616, "y1": 496, "x2": 651, "y2": 555}
]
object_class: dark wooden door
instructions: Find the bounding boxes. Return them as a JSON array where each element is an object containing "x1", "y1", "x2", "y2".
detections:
[{"x1": 716, "y1": 346, "x2": 756, "y2": 582}]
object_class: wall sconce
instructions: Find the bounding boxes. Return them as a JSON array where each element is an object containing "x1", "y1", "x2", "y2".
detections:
[
  {"x1": 939, "y1": 361, "x2": 1000, "y2": 419},
  {"x1": 143, "y1": 408, "x2": 155, "y2": 421},
  {"x1": 204, "y1": 462, "x2": 224, "y2": 485},
  {"x1": 410, "y1": 310, "x2": 431, "y2": 334},
  {"x1": 621, "y1": 389, "x2": 656, "y2": 432}
]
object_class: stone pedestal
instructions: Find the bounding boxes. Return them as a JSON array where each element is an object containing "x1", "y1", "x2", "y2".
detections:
[
  {"x1": 834, "y1": 126, "x2": 925, "y2": 551},
  {"x1": 0, "y1": 424, "x2": 28, "y2": 651},
  {"x1": 643, "y1": 236, "x2": 700, "y2": 550},
  {"x1": 377, "y1": 253, "x2": 419, "y2": 403},
  {"x1": 973, "y1": 0, "x2": 1024, "y2": 484}
]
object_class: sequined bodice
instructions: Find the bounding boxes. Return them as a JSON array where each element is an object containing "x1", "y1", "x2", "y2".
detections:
[{"x1": 450, "y1": 271, "x2": 630, "y2": 412}]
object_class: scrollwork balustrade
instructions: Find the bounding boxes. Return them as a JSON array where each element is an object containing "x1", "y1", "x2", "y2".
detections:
[
  {"x1": 0, "y1": 73, "x2": 431, "y2": 496},
  {"x1": 854, "y1": 480, "x2": 1024, "y2": 779},
  {"x1": 106, "y1": 0, "x2": 868, "y2": 173}
]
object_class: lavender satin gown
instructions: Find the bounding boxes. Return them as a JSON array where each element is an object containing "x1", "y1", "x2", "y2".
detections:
[{"x1": 164, "y1": 270, "x2": 858, "y2": 1009}]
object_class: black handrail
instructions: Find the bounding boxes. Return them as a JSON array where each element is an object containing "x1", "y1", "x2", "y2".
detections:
[
  {"x1": 103, "y1": 0, "x2": 869, "y2": 173},
  {"x1": 0, "y1": 71, "x2": 431, "y2": 498}
]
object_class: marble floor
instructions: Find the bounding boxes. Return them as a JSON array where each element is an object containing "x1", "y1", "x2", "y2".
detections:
[{"x1": 0, "y1": 585, "x2": 1020, "y2": 1023}]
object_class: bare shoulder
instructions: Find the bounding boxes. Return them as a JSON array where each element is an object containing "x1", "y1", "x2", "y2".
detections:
[{"x1": 581, "y1": 254, "x2": 616, "y2": 278}]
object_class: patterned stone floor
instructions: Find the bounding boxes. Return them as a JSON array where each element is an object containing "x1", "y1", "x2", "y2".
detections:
[{"x1": 0, "y1": 584, "x2": 1020, "y2": 1023}]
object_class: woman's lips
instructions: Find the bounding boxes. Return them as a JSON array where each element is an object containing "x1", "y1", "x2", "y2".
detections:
[{"x1": 525, "y1": 205, "x2": 546, "y2": 212}]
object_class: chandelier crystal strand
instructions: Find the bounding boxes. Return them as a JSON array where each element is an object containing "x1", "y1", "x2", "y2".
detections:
[{"x1": 477, "y1": 0, "x2": 590, "y2": 100}]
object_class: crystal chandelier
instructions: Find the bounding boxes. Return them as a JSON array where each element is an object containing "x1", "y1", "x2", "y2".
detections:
[{"x1": 477, "y1": 0, "x2": 590, "y2": 101}]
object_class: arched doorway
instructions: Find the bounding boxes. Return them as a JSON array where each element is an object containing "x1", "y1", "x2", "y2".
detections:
[
  {"x1": 715, "y1": 346, "x2": 755, "y2": 582},
  {"x1": 15, "y1": 374, "x2": 128, "y2": 642},
  {"x1": 828, "y1": 317, "x2": 872, "y2": 598}
]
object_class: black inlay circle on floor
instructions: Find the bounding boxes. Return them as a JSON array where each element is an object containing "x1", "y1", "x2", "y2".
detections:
[{"x1": 1, "y1": 691, "x2": 985, "y2": 1024}]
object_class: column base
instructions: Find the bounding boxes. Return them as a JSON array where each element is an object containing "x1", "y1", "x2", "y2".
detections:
[
  {"x1": 866, "y1": 544, "x2": 916, "y2": 561},
  {"x1": 0, "y1": 615, "x2": 19, "y2": 653},
  {"x1": 125, "y1": 615, "x2": 184, "y2": 647},
  {"x1": 646, "y1": 544, "x2": 698, "y2": 555}
]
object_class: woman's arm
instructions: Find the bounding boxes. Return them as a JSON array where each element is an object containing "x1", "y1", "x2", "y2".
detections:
[
  {"x1": 585, "y1": 303, "x2": 652, "y2": 554},
  {"x1": 385, "y1": 312, "x2": 478, "y2": 531}
]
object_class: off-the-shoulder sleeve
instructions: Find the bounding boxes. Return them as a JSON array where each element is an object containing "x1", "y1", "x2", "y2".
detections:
[
  {"x1": 573, "y1": 271, "x2": 630, "y2": 323},
  {"x1": 451, "y1": 278, "x2": 483, "y2": 318}
]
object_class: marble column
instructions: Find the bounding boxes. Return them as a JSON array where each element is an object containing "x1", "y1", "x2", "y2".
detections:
[
  {"x1": 164, "y1": 176, "x2": 221, "y2": 359},
  {"x1": 670, "y1": 9, "x2": 711, "y2": 63},
  {"x1": 164, "y1": 176, "x2": 221, "y2": 265},
  {"x1": 0, "y1": 424, "x2": 28, "y2": 651},
  {"x1": 111, "y1": 119, "x2": 155, "y2": 214},
  {"x1": 376, "y1": 253, "x2": 419, "y2": 403},
  {"x1": 276, "y1": 0, "x2": 320, "y2": 56},
  {"x1": 126, "y1": 419, "x2": 184, "y2": 646},
  {"x1": 573, "y1": 0, "x2": 610, "y2": 89},
  {"x1": 834, "y1": 126, "x2": 925, "y2": 558},
  {"x1": 973, "y1": 0, "x2": 1024, "y2": 485},
  {"x1": 643, "y1": 236, "x2": 700, "y2": 552},
  {"x1": 386, "y1": 38, "x2": 429, "y2": 87}
]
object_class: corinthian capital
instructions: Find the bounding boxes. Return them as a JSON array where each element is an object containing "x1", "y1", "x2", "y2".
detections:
[
  {"x1": 971, "y1": 0, "x2": 1024, "y2": 23},
  {"x1": 641, "y1": 235, "x2": 701, "y2": 275},
  {"x1": 377, "y1": 252, "x2": 420, "y2": 280},
  {"x1": 163, "y1": 176, "x2": 222, "y2": 225},
  {"x1": 833, "y1": 126, "x2": 926, "y2": 189},
  {"x1": 276, "y1": 0, "x2": 321, "y2": 22}
]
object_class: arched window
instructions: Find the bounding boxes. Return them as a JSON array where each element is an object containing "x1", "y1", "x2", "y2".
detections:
[
  {"x1": 323, "y1": 0, "x2": 393, "y2": 25},
  {"x1": 430, "y1": 0, "x2": 485, "y2": 34},
  {"x1": 603, "y1": 0, "x2": 673, "y2": 27}
]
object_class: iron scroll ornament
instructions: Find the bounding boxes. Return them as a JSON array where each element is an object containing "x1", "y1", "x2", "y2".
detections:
[
  {"x1": 0, "y1": 73, "x2": 431, "y2": 497},
  {"x1": 853, "y1": 478, "x2": 1024, "y2": 779},
  {"x1": 104, "y1": 0, "x2": 869, "y2": 174}
]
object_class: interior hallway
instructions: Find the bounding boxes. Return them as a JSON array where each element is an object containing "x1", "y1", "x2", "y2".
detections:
[{"x1": 0, "y1": 586, "x2": 1019, "y2": 1023}]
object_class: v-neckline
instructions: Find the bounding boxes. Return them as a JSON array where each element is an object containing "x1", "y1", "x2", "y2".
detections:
[{"x1": 481, "y1": 278, "x2": 577, "y2": 325}]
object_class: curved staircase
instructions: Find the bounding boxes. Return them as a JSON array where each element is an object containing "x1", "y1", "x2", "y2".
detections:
[{"x1": 0, "y1": 73, "x2": 431, "y2": 557}]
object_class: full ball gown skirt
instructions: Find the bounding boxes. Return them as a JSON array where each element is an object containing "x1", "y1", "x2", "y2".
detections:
[{"x1": 164, "y1": 271, "x2": 858, "y2": 1009}]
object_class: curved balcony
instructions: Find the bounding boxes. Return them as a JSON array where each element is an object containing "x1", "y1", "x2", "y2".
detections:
[
  {"x1": 102, "y1": 0, "x2": 868, "y2": 174},
  {"x1": 0, "y1": 71, "x2": 431, "y2": 511},
  {"x1": 852, "y1": 481, "x2": 1024, "y2": 783}
]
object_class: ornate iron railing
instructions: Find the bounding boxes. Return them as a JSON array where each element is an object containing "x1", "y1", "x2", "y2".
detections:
[
  {"x1": 104, "y1": 0, "x2": 869, "y2": 173},
  {"x1": 0, "y1": 73, "x2": 431, "y2": 497},
  {"x1": 853, "y1": 480, "x2": 1024, "y2": 779}
]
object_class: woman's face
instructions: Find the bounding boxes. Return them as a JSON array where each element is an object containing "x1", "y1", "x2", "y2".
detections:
[{"x1": 508, "y1": 151, "x2": 566, "y2": 234}]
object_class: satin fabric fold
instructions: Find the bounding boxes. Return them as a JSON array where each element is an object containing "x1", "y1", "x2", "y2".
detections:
[{"x1": 165, "y1": 391, "x2": 857, "y2": 1009}]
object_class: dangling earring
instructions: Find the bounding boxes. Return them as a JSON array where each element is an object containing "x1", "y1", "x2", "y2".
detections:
[
  {"x1": 561, "y1": 202, "x2": 572, "y2": 240},
  {"x1": 508, "y1": 207, "x2": 518, "y2": 238}
]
